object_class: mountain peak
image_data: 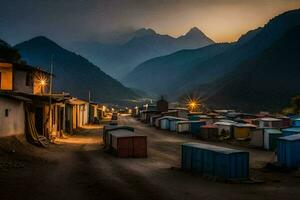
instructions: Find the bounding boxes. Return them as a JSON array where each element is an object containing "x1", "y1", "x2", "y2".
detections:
[
  {"x1": 185, "y1": 27, "x2": 204, "y2": 36},
  {"x1": 24, "y1": 36, "x2": 61, "y2": 49},
  {"x1": 134, "y1": 28, "x2": 157, "y2": 38}
]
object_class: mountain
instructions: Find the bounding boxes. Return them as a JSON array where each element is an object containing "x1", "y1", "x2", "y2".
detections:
[
  {"x1": 204, "y1": 25, "x2": 300, "y2": 112},
  {"x1": 69, "y1": 27, "x2": 214, "y2": 79},
  {"x1": 122, "y1": 43, "x2": 231, "y2": 95},
  {"x1": 123, "y1": 9, "x2": 300, "y2": 98},
  {"x1": 14, "y1": 36, "x2": 138, "y2": 102}
]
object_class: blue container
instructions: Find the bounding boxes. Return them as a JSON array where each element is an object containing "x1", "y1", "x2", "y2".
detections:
[
  {"x1": 182, "y1": 143, "x2": 249, "y2": 180},
  {"x1": 277, "y1": 134, "x2": 300, "y2": 168},
  {"x1": 281, "y1": 127, "x2": 300, "y2": 136},
  {"x1": 292, "y1": 118, "x2": 300, "y2": 127},
  {"x1": 190, "y1": 121, "x2": 206, "y2": 135}
]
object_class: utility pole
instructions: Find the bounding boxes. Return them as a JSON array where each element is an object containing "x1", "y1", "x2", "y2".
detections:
[
  {"x1": 88, "y1": 90, "x2": 91, "y2": 103},
  {"x1": 49, "y1": 55, "x2": 54, "y2": 138}
]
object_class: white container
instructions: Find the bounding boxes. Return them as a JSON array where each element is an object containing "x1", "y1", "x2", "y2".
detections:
[{"x1": 176, "y1": 121, "x2": 190, "y2": 133}]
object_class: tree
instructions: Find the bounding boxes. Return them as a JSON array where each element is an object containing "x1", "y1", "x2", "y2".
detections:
[
  {"x1": 282, "y1": 96, "x2": 300, "y2": 115},
  {"x1": 0, "y1": 39, "x2": 21, "y2": 62}
]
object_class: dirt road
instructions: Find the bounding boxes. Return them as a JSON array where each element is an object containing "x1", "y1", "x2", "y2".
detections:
[{"x1": 1, "y1": 115, "x2": 300, "y2": 200}]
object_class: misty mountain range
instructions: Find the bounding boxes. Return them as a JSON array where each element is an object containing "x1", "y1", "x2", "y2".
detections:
[
  {"x1": 69, "y1": 27, "x2": 214, "y2": 78},
  {"x1": 124, "y1": 8, "x2": 300, "y2": 111}
]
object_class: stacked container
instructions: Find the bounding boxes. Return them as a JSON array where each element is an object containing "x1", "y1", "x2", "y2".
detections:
[
  {"x1": 182, "y1": 143, "x2": 249, "y2": 180},
  {"x1": 277, "y1": 134, "x2": 300, "y2": 168}
]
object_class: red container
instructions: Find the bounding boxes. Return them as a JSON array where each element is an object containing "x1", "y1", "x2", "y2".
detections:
[{"x1": 111, "y1": 130, "x2": 147, "y2": 158}]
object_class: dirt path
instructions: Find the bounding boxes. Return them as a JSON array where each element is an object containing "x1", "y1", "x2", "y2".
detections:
[{"x1": 0, "y1": 115, "x2": 299, "y2": 200}]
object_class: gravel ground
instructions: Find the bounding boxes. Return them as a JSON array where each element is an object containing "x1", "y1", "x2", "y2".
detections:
[{"x1": 0, "y1": 115, "x2": 300, "y2": 200}]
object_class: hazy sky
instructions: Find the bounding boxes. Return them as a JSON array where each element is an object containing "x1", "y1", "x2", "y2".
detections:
[{"x1": 1, "y1": 0, "x2": 300, "y2": 45}]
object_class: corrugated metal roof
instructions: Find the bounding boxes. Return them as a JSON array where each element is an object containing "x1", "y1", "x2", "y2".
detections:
[
  {"x1": 183, "y1": 142, "x2": 246, "y2": 154},
  {"x1": 279, "y1": 134, "x2": 300, "y2": 141},
  {"x1": 282, "y1": 127, "x2": 300, "y2": 132},
  {"x1": 264, "y1": 128, "x2": 282, "y2": 134}
]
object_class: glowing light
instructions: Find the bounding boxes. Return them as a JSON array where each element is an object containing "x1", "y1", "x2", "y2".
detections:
[
  {"x1": 185, "y1": 96, "x2": 201, "y2": 112},
  {"x1": 40, "y1": 79, "x2": 46, "y2": 86}
]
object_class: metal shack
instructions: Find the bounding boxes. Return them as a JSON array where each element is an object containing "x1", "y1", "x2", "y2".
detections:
[
  {"x1": 281, "y1": 127, "x2": 300, "y2": 137},
  {"x1": 199, "y1": 125, "x2": 219, "y2": 140},
  {"x1": 150, "y1": 115, "x2": 161, "y2": 126},
  {"x1": 249, "y1": 128, "x2": 264, "y2": 148},
  {"x1": 110, "y1": 130, "x2": 147, "y2": 158},
  {"x1": 190, "y1": 121, "x2": 206, "y2": 136},
  {"x1": 233, "y1": 123, "x2": 257, "y2": 140},
  {"x1": 277, "y1": 134, "x2": 300, "y2": 168},
  {"x1": 176, "y1": 121, "x2": 191, "y2": 134},
  {"x1": 159, "y1": 116, "x2": 186, "y2": 130},
  {"x1": 292, "y1": 118, "x2": 300, "y2": 127},
  {"x1": 169, "y1": 117, "x2": 187, "y2": 132},
  {"x1": 214, "y1": 121, "x2": 236, "y2": 138},
  {"x1": 264, "y1": 129, "x2": 282, "y2": 151},
  {"x1": 257, "y1": 117, "x2": 282, "y2": 129},
  {"x1": 182, "y1": 143, "x2": 249, "y2": 180}
]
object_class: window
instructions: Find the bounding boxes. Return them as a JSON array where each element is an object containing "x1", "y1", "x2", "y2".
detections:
[
  {"x1": 5, "y1": 109, "x2": 9, "y2": 117},
  {"x1": 26, "y1": 72, "x2": 33, "y2": 86}
]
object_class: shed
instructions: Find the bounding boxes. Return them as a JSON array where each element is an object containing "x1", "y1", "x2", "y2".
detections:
[
  {"x1": 277, "y1": 134, "x2": 300, "y2": 168},
  {"x1": 199, "y1": 125, "x2": 219, "y2": 140},
  {"x1": 190, "y1": 121, "x2": 206, "y2": 135},
  {"x1": 214, "y1": 121, "x2": 236, "y2": 138},
  {"x1": 150, "y1": 115, "x2": 161, "y2": 126},
  {"x1": 264, "y1": 129, "x2": 282, "y2": 151},
  {"x1": 176, "y1": 121, "x2": 191, "y2": 134},
  {"x1": 292, "y1": 118, "x2": 300, "y2": 127},
  {"x1": 249, "y1": 129, "x2": 264, "y2": 148},
  {"x1": 169, "y1": 117, "x2": 187, "y2": 132},
  {"x1": 257, "y1": 118, "x2": 282, "y2": 129},
  {"x1": 182, "y1": 143, "x2": 249, "y2": 180},
  {"x1": 282, "y1": 127, "x2": 300, "y2": 137},
  {"x1": 233, "y1": 123, "x2": 257, "y2": 140}
]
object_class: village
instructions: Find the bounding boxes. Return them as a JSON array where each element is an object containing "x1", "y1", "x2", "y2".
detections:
[{"x1": 1, "y1": 59, "x2": 300, "y2": 200}]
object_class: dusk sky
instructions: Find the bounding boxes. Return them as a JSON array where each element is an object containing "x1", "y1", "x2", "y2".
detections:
[{"x1": 1, "y1": 0, "x2": 300, "y2": 45}]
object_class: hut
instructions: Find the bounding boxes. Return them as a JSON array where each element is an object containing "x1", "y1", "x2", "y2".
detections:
[
  {"x1": 264, "y1": 129, "x2": 282, "y2": 151},
  {"x1": 199, "y1": 125, "x2": 219, "y2": 140},
  {"x1": 257, "y1": 117, "x2": 282, "y2": 129},
  {"x1": 169, "y1": 117, "x2": 187, "y2": 132},
  {"x1": 277, "y1": 134, "x2": 300, "y2": 168},
  {"x1": 249, "y1": 129, "x2": 264, "y2": 148},
  {"x1": 190, "y1": 121, "x2": 206, "y2": 136},
  {"x1": 214, "y1": 121, "x2": 236, "y2": 138},
  {"x1": 292, "y1": 118, "x2": 300, "y2": 127},
  {"x1": 176, "y1": 121, "x2": 190, "y2": 134},
  {"x1": 233, "y1": 123, "x2": 257, "y2": 140}
]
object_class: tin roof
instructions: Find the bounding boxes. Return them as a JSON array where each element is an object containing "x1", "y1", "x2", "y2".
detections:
[
  {"x1": 279, "y1": 134, "x2": 300, "y2": 141},
  {"x1": 259, "y1": 117, "x2": 282, "y2": 122},
  {"x1": 282, "y1": 127, "x2": 300, "y2": 132},
  {"x1": 183, "y1": 142, "x2": 246, "y2": 154},
  {"x1": 264, "y1": 128, "x2": 282, "y2": 134}
]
